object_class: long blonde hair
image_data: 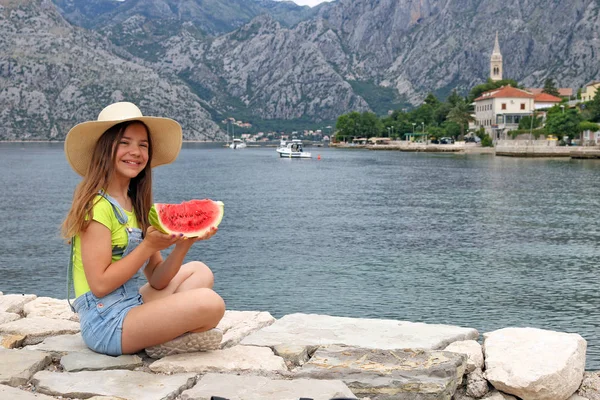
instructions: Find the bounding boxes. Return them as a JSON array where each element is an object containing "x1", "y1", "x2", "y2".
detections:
[{"x1": 61, "y1": 121, "x2": 154, "y2": 240}]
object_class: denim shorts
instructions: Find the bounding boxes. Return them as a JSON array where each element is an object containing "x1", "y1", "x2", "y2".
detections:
[{"x1": 72, "y1": 280, "x2": 143, "y2": 356}]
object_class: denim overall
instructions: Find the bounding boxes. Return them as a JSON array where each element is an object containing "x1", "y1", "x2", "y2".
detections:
[{"x1": 67, "y1": 191, "x2": 148, "y2": 355}]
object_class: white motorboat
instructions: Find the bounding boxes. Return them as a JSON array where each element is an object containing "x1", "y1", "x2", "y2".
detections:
[
  {"x1": 276, "y1": 140, "x2": 312, "y2": 158},
  {"x1": 229, "y1": 138, "x2": 247, "y2": 149}
]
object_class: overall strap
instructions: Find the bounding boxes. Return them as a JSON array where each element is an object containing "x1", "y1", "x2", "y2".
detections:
[
  {"x1": 66, "y1": 238, "x2": 76, "y2": 312},
  {"x1": 98, "y1": 190, "x2": 128, "y2": 225}
]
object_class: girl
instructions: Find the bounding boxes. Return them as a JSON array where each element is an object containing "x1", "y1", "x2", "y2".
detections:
[{"x1": 62, "y1": 102, "x2": 225, "y2": 358}]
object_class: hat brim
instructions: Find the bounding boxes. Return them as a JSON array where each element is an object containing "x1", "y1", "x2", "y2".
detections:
[{"x1": 65, "y1": 116, "x2": 182, "y2": 176}]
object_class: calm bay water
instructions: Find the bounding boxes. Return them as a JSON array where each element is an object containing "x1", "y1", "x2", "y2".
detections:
[{"x1": 1, "y1": 142, "x2": 600, "y2": 368}]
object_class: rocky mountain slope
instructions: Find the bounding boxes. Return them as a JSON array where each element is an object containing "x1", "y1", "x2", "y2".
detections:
[
  {"x1": 0, "y1": 0, "x2": 222, "y2": 141},
  {"x1": 52, "y1": 0, "x2": 323, "y2": 34},
  {"x1": 2, "y1": 0, "x2": 600, "y2": 140},
  {"x1": 304, "y1": 0, "x2": 600, "y2": 102}
]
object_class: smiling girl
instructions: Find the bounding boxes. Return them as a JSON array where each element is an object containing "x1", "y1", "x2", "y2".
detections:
[{"x1": 62, "y1": 102, "x2": 225, "y2": 358}]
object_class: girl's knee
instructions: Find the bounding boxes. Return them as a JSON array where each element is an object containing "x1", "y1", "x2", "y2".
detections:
[
  {"x1": 192, "y1": 288, "x2": 225, "y2": 326},
  {"x1": 183, "y1": 261, "x2": 214, "y2": 287}
]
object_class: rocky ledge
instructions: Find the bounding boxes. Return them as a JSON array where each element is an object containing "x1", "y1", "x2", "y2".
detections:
[{"x1": 0, "y1": 291, "x2": 598, "y2": 400}]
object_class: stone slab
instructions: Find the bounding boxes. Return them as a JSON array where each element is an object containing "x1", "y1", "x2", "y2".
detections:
[
  {"x1": 0, "y1": 317, "x2": 80, "y2": 344},
  {"x1": 241, "y1": 313, "x2": 479, "y2": 351},
  {"x1": 149, "y1": 345, "x2": 287, "y2": 375},
  {"x1": 0, "y1": 385, "x2": 58, "y2": 399},
  {"x1": 295, "y1": 345, "x2": 466, "y2": 399},
  {"x1": 23, "y1": 297, "x2": 79, "y2": 321},
  {"x1": 0, "y1": 311, "x2": 21, "y2": 325},
  {"x1": 217, "y1": 310, "x2": 276, "y2": 348},
  {"x1": 0, "y1": 348, "x2": 51, "y2": 387},
  {"x1": 181, "y1": 373, "x2": 357, "y2": 400},
  {"x1": 0, "y1": 294, "x2": 36, "y2": 314},
  {"x1": 26, "y1": 333, "x2": 92, "y2": 356},
  {"x1": 1, "y1": 333, "x2": 25, "y2": 349},
  {"x1": 32, "y1": 370, "x2": 197, "y2": 400},
  {"x1": 61, "y1": 352, "x2": 143, "y2": 372}
]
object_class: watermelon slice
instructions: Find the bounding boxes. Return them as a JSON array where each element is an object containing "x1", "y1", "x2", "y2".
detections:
[{"x1": 148, "y1": 199, "x2": 224, "y2": 237}]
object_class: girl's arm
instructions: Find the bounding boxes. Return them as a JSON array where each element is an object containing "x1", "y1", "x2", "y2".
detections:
[
  {"x1": 81, "y1": 222, "x2": 176, "y2": 297},
  {"x1": 143, "y1": 227, "x2": 218, "y2": 290}
]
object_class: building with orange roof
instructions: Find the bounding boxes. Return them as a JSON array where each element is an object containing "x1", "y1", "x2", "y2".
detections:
[
  {"x1": 533, "y1": 92, "x2": 562, "y2": 109},
  {"x1": 526, "y1": 87, "x2": 574, "y2": 99},
  {"x1": 474, "y1": 85, "x2": 535, "y2": 139}
]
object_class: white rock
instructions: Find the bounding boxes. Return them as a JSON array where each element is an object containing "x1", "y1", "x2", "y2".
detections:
[
  {"x1": 23, "y1": 297, "x2": 79, "y2": 321},
  {"x1": 216, "y1": 310, "x2": 275, "y2": 348},
  {"x1": 0, "y1": 294, "x2": 36, "y2": 314},
  {"x1": 149, "y1": 345, "x2": 287, "y2": 374},
  {"x1": 444, "y1": 340, "x2": 484, "y2": 373},
  {"x1": 0, "y1": 311, "x2": 21, "y2": 325},
  {"x1": 484, "y1": 327, "x2": 586, "y2": 400},
  {"x1": 242, "y1": 313, "x2": 478, "y2": 350},
  {"x1": 181, "y1": 373, "x2": 356, "y2": 400},
  {"x1": 0, "y1": 317, "x2": 80, "y2": 345},
  {"x1": 0, "y1": 384, "x2": 57, "y2": 399}
]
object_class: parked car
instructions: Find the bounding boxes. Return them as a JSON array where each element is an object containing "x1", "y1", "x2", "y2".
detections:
[
  {"x1": 465, "y1": 136, "x2": 481, "y2": 143},
  {"x1": 440, "y1": 137, "x2": 455, "y2": 144}
]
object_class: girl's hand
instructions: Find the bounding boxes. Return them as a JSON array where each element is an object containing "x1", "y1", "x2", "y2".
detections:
[
  {"x1": 144, "y1": 226, "x2": 180, "y2": 251},
  {"x1": 178, "y1": 227, "x2": 218, "y2": 246}
]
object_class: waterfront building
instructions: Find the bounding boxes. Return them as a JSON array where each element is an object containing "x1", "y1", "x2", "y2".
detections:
[
  {"x1": 490, "y1": 32, "x2": 503, "y2": 81},
  {"x1": 527, "y1": 87, "x2": 574, "y2": 99},
  {"x1": 474, "y1": 85, "x2": 534, "y2": 139},
  {"x1": 533, "y1": 93, "x2": 562, "y2": 109},
  {"x1": 581, "y1": 81, "x2": 600, "y2": 102}
]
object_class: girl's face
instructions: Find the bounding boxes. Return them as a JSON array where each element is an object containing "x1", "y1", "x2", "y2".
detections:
[{"x1": 113, "y1": 122, "x2": 150, "y2": 180}]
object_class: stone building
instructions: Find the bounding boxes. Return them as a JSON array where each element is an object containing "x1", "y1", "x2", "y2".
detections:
[{"x1": 474, "y1": 85, "x2": 535, "y2": 139}]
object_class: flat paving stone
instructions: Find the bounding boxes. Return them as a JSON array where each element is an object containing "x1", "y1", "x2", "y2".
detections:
[
  {"x1": 0, "y1": 385, "x2": 57, "y2": 399},
  {"x1": 61, "y1": 352, "x2": 143, "y2": 372},
  {"x1": 181, "y1": 373, "x2": 357, "y2": 400},
  {"x1": 0, "y1": 317, "x2": 80, "y2": 345},
  {"x1": 241, "y1": 313, "x2": 479, "y2": 351},
  {"x1": 149, "y1": 345, "x2": 287, "y2": 375},
  {"x1": 0, "y1": 348, "x2": 51, "y2": 387},
  {"x1": 26, "y1": 333, "x2": 92, "y2": 356},
  {"x1": 32, "y1": 370, "x2": 197, "y2": 400},
  {"x1": 295, "y1": 345, "x2": 467, "y2": 399},
  {"x1": 217, "y1": 310, "x2": 275, "y2": 348}
]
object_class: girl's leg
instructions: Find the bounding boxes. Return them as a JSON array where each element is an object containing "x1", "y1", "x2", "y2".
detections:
[
  {"x1": 139, "y1": 261, "x2": 215, "y2": 302},
  {"x1": 121, "y1": 287, "x2": 225, "y2": 354},
  {"x1": 121, "y1": 261, "x2": 225, "y2": 354}
]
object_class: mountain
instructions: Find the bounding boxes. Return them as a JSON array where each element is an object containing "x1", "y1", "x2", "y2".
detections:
[
  {"x1": 52, "y1": 0, "x2": 322, "y2": 34},
  {"x1": 305, "y1": 0, "x2": 600, "y2": 102},
  {"x1": 105, "y1": 14, "x2": 369, "y2": 125},
  {"x1": 3, "y1": 0, "x2": 600, "y2": 140},
  {"x1": 0, "y1": 0, "x2": 222, "y2": 141}
]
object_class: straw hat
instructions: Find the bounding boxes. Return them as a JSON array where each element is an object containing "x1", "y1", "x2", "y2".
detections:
[{"x1": 65, "y1": 102, "x2": 182, "y2": 176}]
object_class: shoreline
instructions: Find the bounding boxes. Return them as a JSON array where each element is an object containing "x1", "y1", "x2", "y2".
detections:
[{"x1": 1, "y1": 291, "x2": 598, "y2": 400}]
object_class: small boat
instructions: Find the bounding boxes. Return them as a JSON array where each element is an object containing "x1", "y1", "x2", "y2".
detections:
[
  {"x1": 229, "y1": 138, "x2": 247, "y2": 149},
  {"x1": 276, "y1": 140, "x2": 312, "y2": 158}
]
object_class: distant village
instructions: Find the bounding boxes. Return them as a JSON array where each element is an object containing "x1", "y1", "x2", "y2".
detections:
[
  {"x1": 220, "y1": 117, "x2": 331, "y2": 143},
  {"x1": 222, "y1": 34, "x2": 600, "y2": 147}
]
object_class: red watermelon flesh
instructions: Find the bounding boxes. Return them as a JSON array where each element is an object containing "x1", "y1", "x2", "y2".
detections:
[{"x1": 149, "y1": 199, "x2": 224, "y2": 237}]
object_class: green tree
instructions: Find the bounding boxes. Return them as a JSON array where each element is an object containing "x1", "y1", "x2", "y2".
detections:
[
  {"x1": 423, "y1": 93, "x2": 440, "y2": 107},
  {"x1": 588, "y1": 90, "x2": 600, "y2": 122},
  {"x1": 580, "y1": 121, "x2": 600, "y2": 132},
  {"x1": 359, "y1": 111, "x2": 384, "y2": 138},
  {"x1": 546, "y1": 108, "x2": 582, "y2": 140},
  {"x1": 542, "y1": 78, "x2": 560, "y2": 97},
  {"x1": 518, "y1": 113, "x2": 543, "y2": 130},
  {"x1": 446, "y1": 101, "x2": 474, "y2": 137},
  {"x1": 334, "y1": 111, "x2": 361, "y2": 141}
]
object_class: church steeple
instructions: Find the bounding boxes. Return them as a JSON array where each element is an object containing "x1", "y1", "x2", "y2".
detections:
[{"x1": 490, "y1": 31, "x2": 503, "y2": 81}]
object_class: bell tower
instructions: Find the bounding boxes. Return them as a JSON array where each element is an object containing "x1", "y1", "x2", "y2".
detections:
[{"x1": 490, "y1": 32, "x2": 503, "y2": 81}]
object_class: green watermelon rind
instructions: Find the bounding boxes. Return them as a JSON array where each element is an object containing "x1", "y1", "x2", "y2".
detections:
[{"x1": 148, "y1": 200, "x2": 224, "y2": 237}]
